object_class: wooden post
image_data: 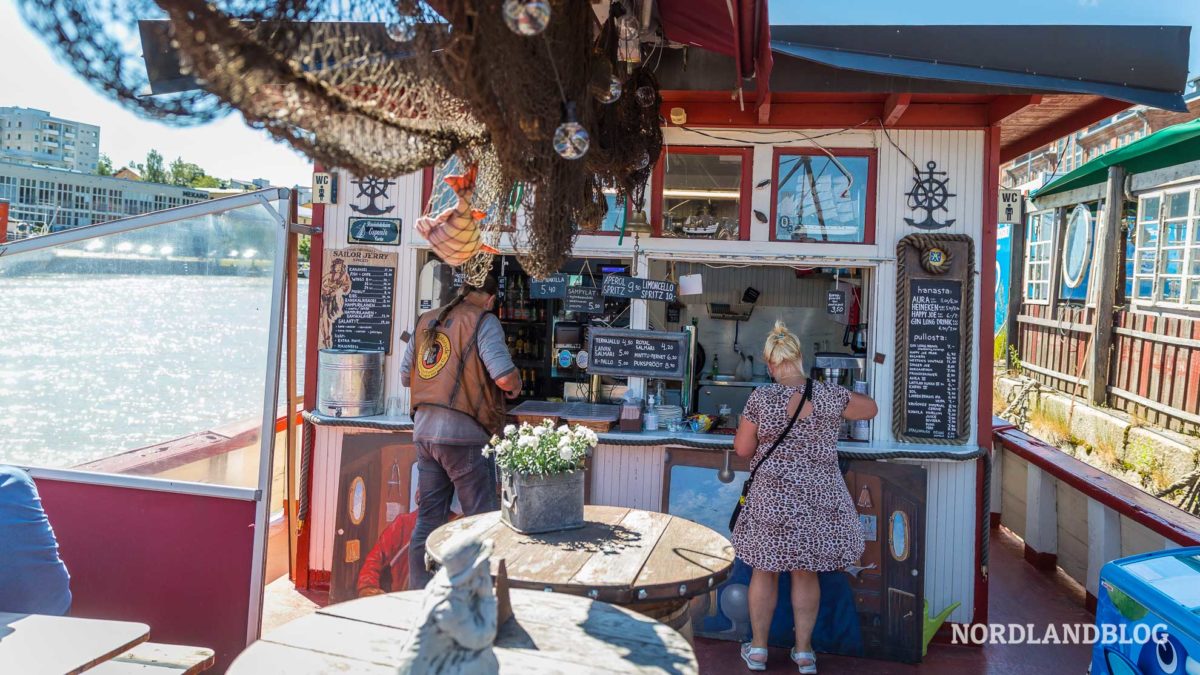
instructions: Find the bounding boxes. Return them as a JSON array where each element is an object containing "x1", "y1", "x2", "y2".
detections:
[
  {"x1": 1005, "y1": 200, "x2": 1027, "y2": 371},
  {"x1": 1024, "y1": 465, "x2": 1058, "y2": 570},
  {"x1": 1088, "y1": 165, "x2": 1126, "y2": 405},
  {"x1": 990, "y1": 442, "x2": 1004, "y2": 528}
]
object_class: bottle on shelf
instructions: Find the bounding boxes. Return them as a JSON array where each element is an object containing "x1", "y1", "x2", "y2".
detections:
[
  {"x1": 516, "y1": 328, "x2": 526, "y2": 358},
  {"x1": 710, "y1": 354, "x2": 720, "y2": 378}
]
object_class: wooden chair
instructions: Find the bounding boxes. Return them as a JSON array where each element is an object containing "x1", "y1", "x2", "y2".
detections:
[{"x1": 88, "y1": 642, "x2": 215, "y2": 674}]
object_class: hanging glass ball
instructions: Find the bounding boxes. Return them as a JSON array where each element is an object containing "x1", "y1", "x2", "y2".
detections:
[
  {"x1": 634, "y1": 151, "x2": 651, "y2": 170},
  {"x1": 502, "y1": 0, "x2": 551, "y2": 36},
  {"x1": 385, "y1": 22, "x2": 415, "y2": 42},
  {"x1": 615, "y1": 13, "x2": 640, "y2": 40},
  {"x1": 594, "y1": 76, "x2": 622, "y2": 104},
  {"x1": 635, "y1": 85, "x2": 657, "y2": 108},
  {"x1": 554, "y1": 121, "x2": 590, "y2": 160}
]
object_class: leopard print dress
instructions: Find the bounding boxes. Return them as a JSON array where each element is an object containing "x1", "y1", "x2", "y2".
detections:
[{"x1": 731, "y1": 380, "x2": 865, "y2": 573}]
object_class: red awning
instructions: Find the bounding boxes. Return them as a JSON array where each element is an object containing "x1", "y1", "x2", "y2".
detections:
[{"x1": 656, "y1": 0, "x2": 773, "y2": 115}]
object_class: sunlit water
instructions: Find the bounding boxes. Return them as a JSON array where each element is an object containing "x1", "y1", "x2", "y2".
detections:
[{"x1": 0, "y1": 274, "x2": 307, "y2": 468}]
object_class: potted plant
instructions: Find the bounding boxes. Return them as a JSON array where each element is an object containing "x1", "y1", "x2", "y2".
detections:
[{"x1": 483, "y1": 419, "x2": 599, "y2": 534}]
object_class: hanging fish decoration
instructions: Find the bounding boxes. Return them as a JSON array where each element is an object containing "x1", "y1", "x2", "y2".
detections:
[{"x1": 415, "y1": 165, "x2": 500, "y2": 267}]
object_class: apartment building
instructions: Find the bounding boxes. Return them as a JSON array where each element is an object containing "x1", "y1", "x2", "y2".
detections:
[{"x1": 0, "y1": 107, "x2": 101, "y2": 173}]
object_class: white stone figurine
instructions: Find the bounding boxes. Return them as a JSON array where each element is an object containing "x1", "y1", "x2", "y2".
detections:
[{"x1": 394, "y1": 534, "x2": 499, "y2": 674}]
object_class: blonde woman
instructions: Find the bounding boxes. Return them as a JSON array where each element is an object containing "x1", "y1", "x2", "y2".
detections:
[{"x1": 732, "y1": 321, "x2": 877, "y2": 674}]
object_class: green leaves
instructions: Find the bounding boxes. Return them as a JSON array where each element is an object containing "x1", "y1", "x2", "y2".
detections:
[{"x1": 483, "y1": 419, "x2": 599, "y2": 476}]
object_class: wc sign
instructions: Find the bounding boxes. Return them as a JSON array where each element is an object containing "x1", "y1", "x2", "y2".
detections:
[
  {"x1": 998, "y1": 189, "x2": 1021, "y2": 224},
  {"x1": 313, "y1": 172, "x2": 337, "y2": 204}
]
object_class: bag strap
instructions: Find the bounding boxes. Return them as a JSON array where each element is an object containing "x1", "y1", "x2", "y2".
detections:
[{"x1": 747, "y1": 378, "x2": 814, "y2": 480}]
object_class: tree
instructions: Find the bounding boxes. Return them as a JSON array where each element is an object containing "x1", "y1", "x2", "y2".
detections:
[
  {"x1": 142, "y1": 149, "x2": 168, "y2": 184},
  {"x1": 168, "y1": 156, "x2": 225, "y2": 188},
  {"x1": 96, "y1": 154, "x2": 114, "y2": 176}
]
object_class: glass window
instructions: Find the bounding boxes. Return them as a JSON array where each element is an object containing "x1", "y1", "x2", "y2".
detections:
[
  {"x1": 658, "y1": 149, "x2": 748, "y2": 240},
  {"x1": 1059, "y1": 203, "x2": 1095, "y2": 301},
  {"x1": 772, "y1": 150, "x2": 873, "y2": 243},
  {"x1": 0, "y1": 194, "x2": 291, "y2": 490},
  {"x1": 1129, "y1": 189, "x2": 1200, "y2": 310},
  {"x1": 1024, "y1": 210, "x2": 1057, "y2": 303}
]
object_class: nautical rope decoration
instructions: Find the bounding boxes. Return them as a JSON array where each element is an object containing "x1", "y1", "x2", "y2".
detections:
[{"x1": 893, "y1": 233, "x2": 974, "y2": 444}]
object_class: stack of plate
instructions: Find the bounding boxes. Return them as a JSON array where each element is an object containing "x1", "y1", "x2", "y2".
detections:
[{"x1": 656, "y1": 405, "x2": 683, "y2": 428}]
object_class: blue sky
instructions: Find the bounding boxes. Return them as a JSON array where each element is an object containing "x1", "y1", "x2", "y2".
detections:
[{"x1": 2, "y1": 0, "x2": 1198, "y2": 188}]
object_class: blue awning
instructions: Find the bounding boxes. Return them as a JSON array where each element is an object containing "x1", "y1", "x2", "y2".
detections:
[{"x1": 770, "y1": 40, "x2": 1189, "y2": 113}]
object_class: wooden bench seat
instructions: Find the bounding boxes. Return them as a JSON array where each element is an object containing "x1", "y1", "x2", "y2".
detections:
[{"x1": 88, "y1": 642, "x2": 214, "y2": 674}]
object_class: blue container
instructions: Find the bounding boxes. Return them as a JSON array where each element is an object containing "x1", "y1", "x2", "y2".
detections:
[{"x1": 1091, "y1": 546, "x2": 1200, "y2": 675}]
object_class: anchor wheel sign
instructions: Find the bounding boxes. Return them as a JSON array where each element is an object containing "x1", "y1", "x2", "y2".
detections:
[{"x1": 904, "y1": 161, "x2": 955, "y2": 230}]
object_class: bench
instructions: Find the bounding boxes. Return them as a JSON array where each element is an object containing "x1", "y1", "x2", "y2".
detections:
[{"x1": 88, "y1": 642, "x2": 215, "y2": 674}]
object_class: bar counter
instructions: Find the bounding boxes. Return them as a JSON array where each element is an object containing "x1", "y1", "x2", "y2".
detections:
[{"x1": 301, "y1": 410, "x2": 985, "y2": 461}]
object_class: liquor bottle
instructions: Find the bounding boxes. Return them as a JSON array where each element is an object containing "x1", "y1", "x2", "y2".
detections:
[{"x1": 518, "y1": 328, "x2": 528, "y2": 358}]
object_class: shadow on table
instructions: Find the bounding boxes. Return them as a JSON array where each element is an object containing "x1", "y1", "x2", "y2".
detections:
[
  {"x1": 518, "y1": 522, "x2": 643, "y2": 554},
  {"x1": 583, "y1": 601, "x2": 695, "y2": 674}
]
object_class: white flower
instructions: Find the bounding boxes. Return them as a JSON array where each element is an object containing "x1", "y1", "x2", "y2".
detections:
[
  {"x1": 498, "y1": 440, "x2": 512, "y2": 454},
  {"x1": 559, "y1": 445, "x2": 574, "y2": 461},
  {"x1": 557, "y1": 425, "x2": 570, "y2": 435},
  {"x1": 518, "y1": 436, "x2": 536, "y2": 448},
  {"x1": 504, "y1": 425, "x2": 516, "y2": 436},
  {"x1": 533, "y1": 426, "x2": 546, "y2": 437}
]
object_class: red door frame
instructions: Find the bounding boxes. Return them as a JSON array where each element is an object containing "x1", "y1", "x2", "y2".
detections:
[
  {"x1": 650, "y1": 145, "x2": 754, "y2": 240},
  {"x1": 767, "y1": 146, "x2": 878, "y2": 244},
  {"x1": 295, "y1": 164, "x2": 326, "y2": 590}
]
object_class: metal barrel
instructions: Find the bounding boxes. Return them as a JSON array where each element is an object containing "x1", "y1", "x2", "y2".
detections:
[{"x1": 317, "y1": 349, "x2": 385, "y2": 418}]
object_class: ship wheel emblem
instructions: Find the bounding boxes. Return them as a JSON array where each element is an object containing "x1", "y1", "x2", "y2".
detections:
[
  {"x1": 904, "y1": 161, "x2": 955, "y2": 230},
  {"x1": 350, "y1": 176, "x2": 396, "y2": 215}
]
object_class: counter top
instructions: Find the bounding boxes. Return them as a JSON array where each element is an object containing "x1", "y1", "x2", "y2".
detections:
[{"x1": 302, "y1": 410, "x2": 985, "y2": 461}]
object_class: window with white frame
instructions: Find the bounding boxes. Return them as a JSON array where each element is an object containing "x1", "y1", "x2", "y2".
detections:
[
  {"x1": 1131, "y1": 189, "x2": 1200, "y2": 308},
  {"x1": 1024, "y1": 209, "x2": 1057, "y2": 303}
]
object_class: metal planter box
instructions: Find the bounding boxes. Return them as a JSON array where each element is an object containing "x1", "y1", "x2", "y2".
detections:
[{"x1": 500, "y1": 470, "x2": 585, "y2": 534}]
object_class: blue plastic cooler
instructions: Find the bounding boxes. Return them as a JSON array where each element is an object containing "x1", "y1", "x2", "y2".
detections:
[{"x1": 1091, "y1": 547, "x2": 1200, "y2": 675}]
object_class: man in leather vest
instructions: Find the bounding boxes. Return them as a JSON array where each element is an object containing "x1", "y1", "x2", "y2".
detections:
[{"x1": 400, "y1": 275, "x2": 521, "y2": 589}]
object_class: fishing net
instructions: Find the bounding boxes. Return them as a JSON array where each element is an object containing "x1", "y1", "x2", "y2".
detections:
[{"x1": 17, "y1": 0, "x2": 664, "y2": 277}]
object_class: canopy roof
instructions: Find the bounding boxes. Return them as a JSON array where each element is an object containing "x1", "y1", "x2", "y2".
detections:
[{"x1": 1033, "y1": 118, "x2": 1200, "y2": 200}]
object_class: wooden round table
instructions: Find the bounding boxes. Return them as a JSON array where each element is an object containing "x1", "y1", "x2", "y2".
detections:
[
  {"x1": 228, "y1": 588, "x2": 697, "y2": 674},
  {"x1": 425, "y1": 506, "x2": 735, "y2": 641}
]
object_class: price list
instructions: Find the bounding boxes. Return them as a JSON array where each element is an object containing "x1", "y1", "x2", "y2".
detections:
[
  {"x1": 904, "y1": 279, "x2": 962, "y2": 439},
  {"x1": 587, "y1": 328, "x2": 689, "y2": 380},
  {"x1": 332, "y1": 263, "x2": 395, "y2": 352}
]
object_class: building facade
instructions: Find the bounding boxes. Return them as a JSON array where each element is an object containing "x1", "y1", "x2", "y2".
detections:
[
  {"x1": 0, "y1": 159, "x2": 209, "y2": 235},
  {"x1": 0, "y1": 107, "x2": 101, "y2": 173}
]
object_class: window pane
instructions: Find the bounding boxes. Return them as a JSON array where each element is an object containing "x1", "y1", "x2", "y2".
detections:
[
  {"x1": 1161, "y1": 277, "x2": 1182, "y2": 301},
  {"x1": 1167, "y1": 192, "x2": 1190, "y2": 219},
  {"x1": 1165, "y1": 221, "x2": 1188, "y2": 244},
  {"x1": 1161, "y1": 248, "x2": 1185, "y2": 275},
  {"x1": 1142, "y1": 196, "x2": 1160, "y2": 221},
  {"x1": 1136, "y1": 279, "x2": 1154, "y2": 299},
  {"x1": 1140, "y1": 221, "x2": 1159, "y2": 247},
  {"x1": 772, "y1": 154, "x2": 871, "y2": 243},
  {"x1": 0, "y1": 199, "x2": 285, "y2": 487},
  {"x1": 1189, "y1": 281, "x2": 1200, "y2": 303},
  {"x1": 598, "y1": 192, "x2": 624, "y2": 233},
  {"x1": 661, "y1": 152, "x2": 743, "y2": 240}
]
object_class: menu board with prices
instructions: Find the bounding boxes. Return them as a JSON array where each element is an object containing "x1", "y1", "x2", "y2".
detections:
[
  {"x1": 586, "y1": 328, "x2": 689, "y2": 380},
  {"x1": 321, "y1": 248, "x2": 397, "y2": 353},
  {"x1": 530, "y1": 274, "x2": 568, "y2": 299},
  {"x1": 903, "y1": 279, "x2": 962, "y2": 440},
  {"x1": 826, "y1": 290, "x2": 847, "y2": 316},
  {"x1": 601, "y1": 276, "x2": 678, "y2": 302},
  {"x1": 563, "y1": 286, "x2": 604, "y2": 314}
]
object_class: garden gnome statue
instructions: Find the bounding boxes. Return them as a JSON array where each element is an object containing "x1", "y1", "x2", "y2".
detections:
[{"x1": 394, "y1": 534, "x2": 499, "y2": 674}]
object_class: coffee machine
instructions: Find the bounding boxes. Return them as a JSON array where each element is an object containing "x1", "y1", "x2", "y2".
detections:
[{"x1": 811, "y1": 352, "x2": 866, "y2": 388}]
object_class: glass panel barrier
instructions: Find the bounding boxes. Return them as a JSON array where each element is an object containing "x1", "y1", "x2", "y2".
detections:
[{"x1": 0, "y1": 191, "x2": 289, "y2": 490}]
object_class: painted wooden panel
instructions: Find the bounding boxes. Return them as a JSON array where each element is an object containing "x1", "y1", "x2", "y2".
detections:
[
  {"x1": 899, "y1": 458, "x2": 977, "y2": 625},
  {"x1": 589, "y1": 444, "x2": 666, "y2": 512},
  {"x1": 1055, "y1": 479, "x2": 1090, "y2": 586},
  {"x1": 1107, "y1": 309, "x2": 1200, "y2": 433},
  {"x1": 308, "y1": 425, "x2": 344, "y2": 571},
  {"x1": 1001, "y1": 451, "x2": 1029, "y2": 540},
  {"x1": 1120, "y1": 515, "x2": 1169, "y2": 558}
]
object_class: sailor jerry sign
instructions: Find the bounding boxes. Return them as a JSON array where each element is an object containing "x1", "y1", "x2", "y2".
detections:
[{"x1": 319, "y1": 247, "x2": 397, "y2": 353}]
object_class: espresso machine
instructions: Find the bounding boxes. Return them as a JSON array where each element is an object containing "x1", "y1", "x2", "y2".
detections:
[{"x1": 811, "y1": 352, "x2": 866, "y2": 388}]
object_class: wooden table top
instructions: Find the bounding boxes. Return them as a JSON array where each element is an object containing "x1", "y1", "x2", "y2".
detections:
[
  {"x1": 0, "y1": 611, "x2": 149, "y2": 675},
  {"x1": 425, "y1": 505, "x2": 734, "y2": 604},
  {"x1": 228, "y1": 588, "x2": 697, "y2": 674}
]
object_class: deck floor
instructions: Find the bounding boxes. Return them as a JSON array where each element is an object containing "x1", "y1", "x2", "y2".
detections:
[{"x1": 693, "y1": 525, "x2": 1095, "y2": 674}]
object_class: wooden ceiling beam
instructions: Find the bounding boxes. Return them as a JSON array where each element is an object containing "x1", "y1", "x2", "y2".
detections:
[
  {"x1": 988, "y1": 94, "x2": 1043, "y2": 126},
  {"x1": 883, "y1": 94, "x2": 912, "y2": 126}
]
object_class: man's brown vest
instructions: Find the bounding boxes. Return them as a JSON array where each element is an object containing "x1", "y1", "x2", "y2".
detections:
[{"x1": 409, "y1": 301, "x2": 506, "y2": 435}]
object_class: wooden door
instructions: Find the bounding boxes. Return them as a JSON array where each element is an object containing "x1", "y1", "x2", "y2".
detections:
[{"x1": 330, "y1": 448, "x2": 379, "y2": 602}]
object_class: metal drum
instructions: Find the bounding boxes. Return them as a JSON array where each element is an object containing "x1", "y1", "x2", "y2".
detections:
[{"x1": 317, "y1": 349, "x2": 385, "y2": 418}]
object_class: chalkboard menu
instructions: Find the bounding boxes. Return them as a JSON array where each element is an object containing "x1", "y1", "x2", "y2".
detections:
[
  {"x1": 564, "y1": 286, "x2": 604, "y2": 314},
  {"x1": 904, "y1": 279, "x2": 962, "y2": 439},
  {"x1": 601, "y1": 275, "x2": 678, "y2": 302},
  {"x1": 826, "y1": 290, "x2": 846, "y2": 316},
  {"x1": 587, "y1": 328, "x2": 689, "y2": 380},
  {"x1": 530, "y1": 274, "x2": 568, "y2": 299},
  {"x1": 322, "y1": 248, "x2": 396, "y2": 353}
]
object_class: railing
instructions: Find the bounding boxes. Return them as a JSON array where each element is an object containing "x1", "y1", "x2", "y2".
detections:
[{"x1": 991, "y1": 418, "x2": 1200, "y2": 612}]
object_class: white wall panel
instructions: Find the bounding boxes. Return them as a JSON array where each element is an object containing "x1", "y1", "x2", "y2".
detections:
[
  {"x1": 589, "y1": 444, "x2": 665, "y2": 512},
  {"x1": 901, "y1": 458, "x2": 977, "y2": 625}
]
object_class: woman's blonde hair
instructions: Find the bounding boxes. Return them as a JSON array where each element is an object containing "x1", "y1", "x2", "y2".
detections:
[{"x1": 763, "y1": 320, "x2": 804, "y2": 376}]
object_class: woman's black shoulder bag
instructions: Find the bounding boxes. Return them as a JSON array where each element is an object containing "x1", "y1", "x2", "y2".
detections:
[{"x1": 728, "y1": 378, "x2": 813, "y2": 532}]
